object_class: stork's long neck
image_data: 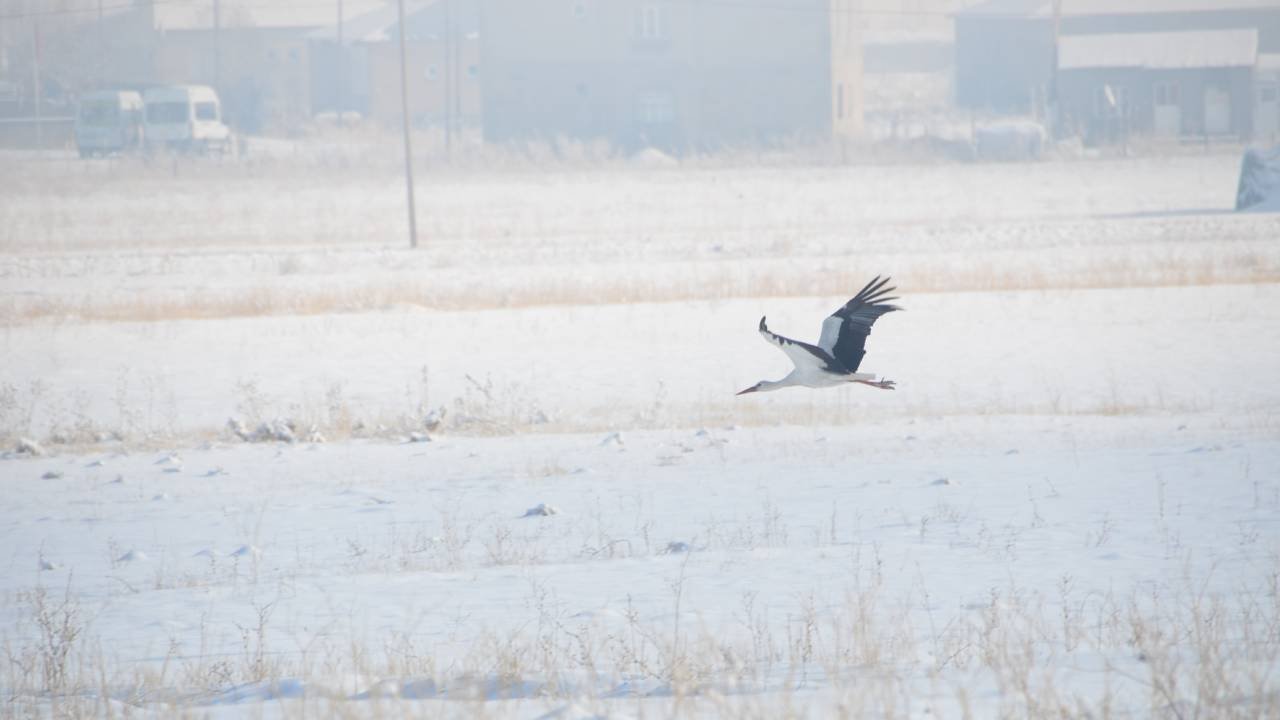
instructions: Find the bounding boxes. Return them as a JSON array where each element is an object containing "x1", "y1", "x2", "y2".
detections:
[{"x1": 756, "y1": 378, "x2": 791, "y2": 393}]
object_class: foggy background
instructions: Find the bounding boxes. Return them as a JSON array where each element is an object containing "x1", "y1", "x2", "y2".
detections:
[
  {"x1": 5, "y1": 0, "x2": 1274, "y2": 153},
  {"x1": 2, "y1": 1, "x2": 1279, "y2": 718},
  {"x1": 4, "y1": 1, "x2": 1280, "y2": 157}
]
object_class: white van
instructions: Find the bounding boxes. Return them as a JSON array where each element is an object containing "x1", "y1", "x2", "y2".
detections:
[
  {"x1": 75, "y1": 90, "x2": 144, "y2": 157},
  {"x1": 143, "y1": 85, "x2": 232, "y2": 154}
]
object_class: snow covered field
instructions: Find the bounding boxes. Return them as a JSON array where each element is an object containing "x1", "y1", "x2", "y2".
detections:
[{"x1": 1, "y1": 150, "x2": 1278, "y2": 717}]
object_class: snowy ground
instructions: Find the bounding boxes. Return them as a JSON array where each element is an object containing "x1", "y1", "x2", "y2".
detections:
[{"x1": 1, "y1": 149, "x2": 1278, "y2": 717}]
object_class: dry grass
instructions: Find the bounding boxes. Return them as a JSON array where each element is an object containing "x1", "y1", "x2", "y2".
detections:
[
  {"x1": 3, "y1": 241, "x2": 1276, "y2": 326},
  {"x1": 2, "y1": 563, "x2": 1276, "y2": 718},
  {"x1": 3, "y1": 145, "x2": 1276, "y2": 717},
  {"x1": 3, "y1": 145, "x2": 1272, "y2": 328}
]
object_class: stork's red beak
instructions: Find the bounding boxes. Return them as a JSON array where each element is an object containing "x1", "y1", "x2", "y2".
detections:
[{"x1": 736, "y1": 386, "x2": 758, "y2": 395}]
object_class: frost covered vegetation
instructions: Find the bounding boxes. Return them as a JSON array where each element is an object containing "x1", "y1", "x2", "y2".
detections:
[
  {"x1": 1, "y1": 151, "x2": 1276, "y2": 327},
  {"x1": 3, "y1": 425, "x2": 1279, "y2": 718},
  {"x1": 1, "y1": 148, "x2": 1278, "y2": 717}
]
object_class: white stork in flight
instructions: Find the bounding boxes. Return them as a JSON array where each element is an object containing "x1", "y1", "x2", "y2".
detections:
[{"x1": 737, "y1": 276, "x2": 901, "y2": 395}]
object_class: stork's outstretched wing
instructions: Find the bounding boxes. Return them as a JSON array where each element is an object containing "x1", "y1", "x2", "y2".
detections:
[
  {"x1": 816, "y1": 276, "x2": 902, "y2": 372},
  {"x1": 758, "y1": 316, "x2": 843, "y2": 373}
]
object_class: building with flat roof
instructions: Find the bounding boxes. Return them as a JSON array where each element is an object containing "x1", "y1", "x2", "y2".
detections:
[
  {"x1": 1057, "y1": 29, "x2": 1262, "y2": 143},
  {"x1": 477, "y1": 0, "x2": 863, "y2": 154},
  {"x1": 954, "y1": 0, "x2": 1280, "y2": 142}
]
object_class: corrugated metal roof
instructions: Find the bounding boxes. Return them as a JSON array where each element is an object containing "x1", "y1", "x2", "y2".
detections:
[
  {"x1": 1058, "y1": 29, "x2": 1258, "y2": 69},
  {"x1": 959, "y1": 0, "x2": 1280, "y2": 18},
  {"x1": 152, "y1": 0, "x2": 386, "y2": 31}
]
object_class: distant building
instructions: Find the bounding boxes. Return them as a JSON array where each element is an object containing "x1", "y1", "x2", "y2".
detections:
[
  {"x1": 0, "y1": 0, "x2": 114, "y2": 119},
  {"x1": 477, "y1": 0, "x2": 863, "y2": 153},
  {"x1": 308, "y1": 0, "x2": 481, "y2": 130},
  {"x1": 140, "y1": 1, "x2": 381, "y2": 132},
  {"x1": 858, "y1": 0, "x2": 974, "y2": 140},
  {"x1": 1058, "y1": 29, "x2": 1261, "y2": 143},
  {"x1": 954, "y1": 0, "x2": 1280, "y2": 142},
  {"x1": 0, "y1": 0, "x2": 139, "y2": 145},
  {"x1": 1, "y1": 0, "x2": 381, "y2": 134},
  {"x1": 861, "y1": 0, "x2": 964, "y2": 76}
]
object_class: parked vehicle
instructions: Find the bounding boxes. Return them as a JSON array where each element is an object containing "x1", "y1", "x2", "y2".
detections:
[
  {"x1": 75, "y1": 90, "x2": 144, "y2": 157},
  {"x1": 143, "y1": 85, "x2": 232, "y2": 154}
]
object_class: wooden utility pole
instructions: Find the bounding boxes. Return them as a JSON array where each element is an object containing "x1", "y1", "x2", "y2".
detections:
[
  {"x1": 1049, "y1": 0, "x2": 1062, "y2": 138},
  {"x1": 443, "y1": 0, "x2": 453, "y2": 156},
  {"x1": 97, "y1": 0, "x2": 104, "y2": 88},
  {"x1": 213, "y1": 0, "x2": 220, "y2": 92},
  {"x1": 452, "y1": 1, "x2": 462, "y2": 145},
  {"x1": 32, "y1": 20, "x2": 42, "y2": 148},
  {"x1": 397, "y1": 0, "x2": 419, "y2": 248},
  {"x1": 336, "y1": 0, "x2": 344, "y2": 127}
]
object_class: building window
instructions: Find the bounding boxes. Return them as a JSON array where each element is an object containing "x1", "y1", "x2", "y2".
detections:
[
  {"x1": 1154, "y1": 82, "x2": 1179, "y2": 107},
  {"x1": 425, "y1": 65, "x2": 438, "y2": 80},
  {"x1": 467, "y1": 64, "x2": 479, "y2": 78},
  {"x1": 638, "y1": 91, "x2": 674, "y2": 125},
  {"x1": 572, "y1": 2, "x2": 586, "y2": 18},
  {"x1": 195, "y1": 101, "x2": 219, "y2": 121},
  {"x1": 1260, "y1": 85, "x2": 1279, "y2": 103},
  {"x1": 637, "y1": 4, "x2": 664, "y2": 40}
]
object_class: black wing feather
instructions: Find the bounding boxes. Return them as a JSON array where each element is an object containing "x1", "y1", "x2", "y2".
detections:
[{"x1": 825, "y1": 275, "x2": 902, "y2": 372}]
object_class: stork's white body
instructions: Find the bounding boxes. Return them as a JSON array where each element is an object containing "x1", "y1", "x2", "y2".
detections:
[
  {"x1": 780, "y1": 370, "x2": 877, "y2": 389},
  {"x1": 759, "y1": 335, "x2": 877, "y2": 390}
]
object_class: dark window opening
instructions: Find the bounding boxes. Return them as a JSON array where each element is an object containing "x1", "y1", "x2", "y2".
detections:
[
  {"x1": 195, "y1": 101, "x2": 218, "y2": 121},
  {"x1": 79, "y1": 100, "x2": 118, "y2": 126},
  {"x1": 147, "y1": 102, "x2": 188, "y2": 123}
]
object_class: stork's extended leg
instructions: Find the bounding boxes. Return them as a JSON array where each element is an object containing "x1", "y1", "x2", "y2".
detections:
[{"x1": 853, "y1": 378, "x2": 896, "y2": 390}]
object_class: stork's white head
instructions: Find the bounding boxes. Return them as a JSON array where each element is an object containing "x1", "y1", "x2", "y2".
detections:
[{"x1": 736, "y1": 380, "x2": 783, "y2": 395}]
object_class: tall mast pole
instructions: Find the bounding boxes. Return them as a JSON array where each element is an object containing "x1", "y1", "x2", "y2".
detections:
[
  {"x1": 32, "y1": 20, "x2": 42, "y2": 148},
  {"x1": 444, "y1": 0, "x2": 452, "y2": 157},
  {"x1": 213, "y1": 0, "x2": 221, "y2": 92},
  {"x1": 336, "y1": 0, "x2": 344, "y2": 127},
  {"x1": 397, "y1": 0, "x2": 419, "y2": 248}
]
